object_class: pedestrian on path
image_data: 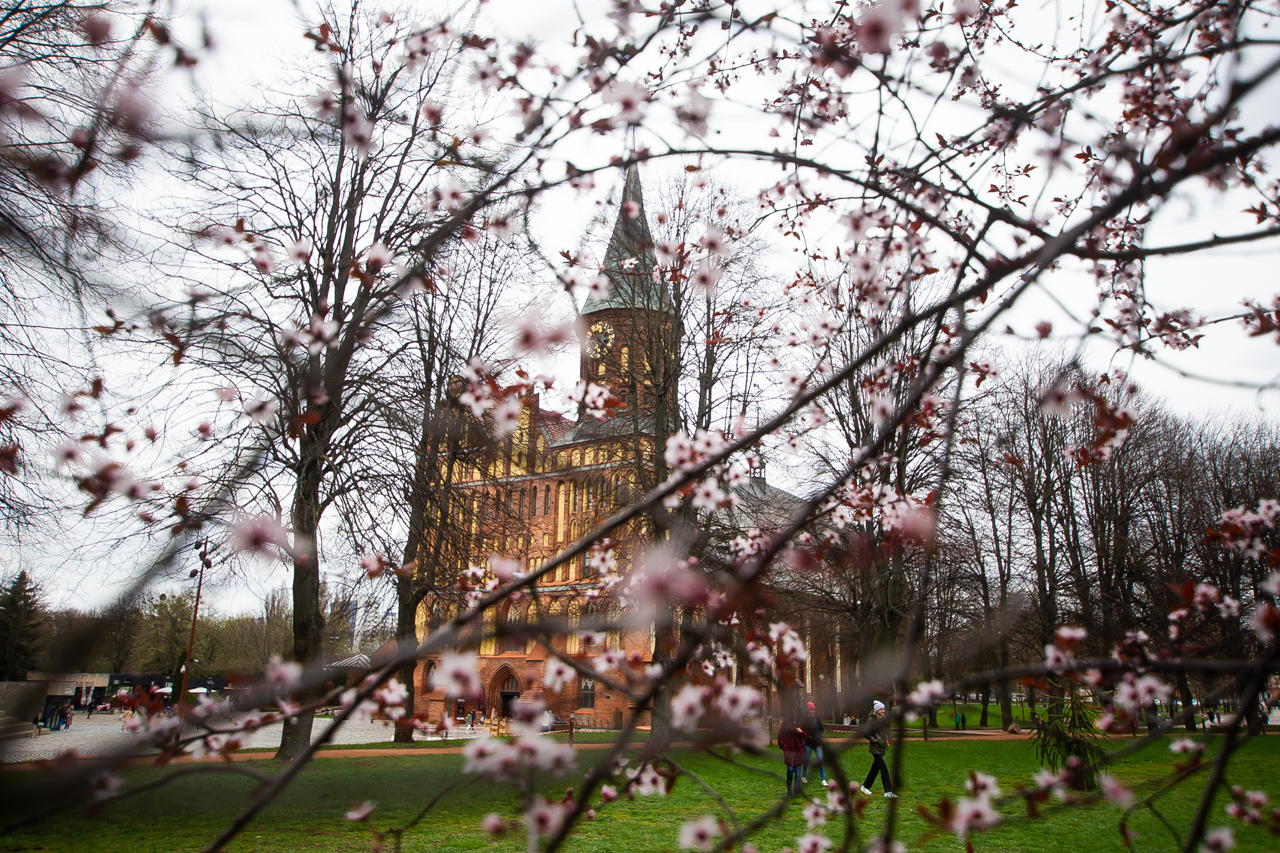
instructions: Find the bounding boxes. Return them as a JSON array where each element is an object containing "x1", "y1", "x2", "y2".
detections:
[
  {"x1": 801, "y1": 701, "x2": 826, "y2": 786},
  {"x1": 778, "y1": 703, "x2": 806, "y2": 796},
  {"x1": 860, "y1": 701, "x2": 897, "y2": 799}
]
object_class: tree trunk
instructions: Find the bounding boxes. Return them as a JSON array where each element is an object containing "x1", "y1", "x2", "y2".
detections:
[
  {"x1": 275, "y1": 440, "x2": 326, "y2": 762},
  {"x1": 979, "y1": 683, "x2": 991, "y2": 728},
  {"x1": 393, "y1": 573, "x2": 419, "y2": 744},
  {"x1": 1177, "y1": 669, "x2": 1197, "y2": 732},
  {"x1": 998, "y1": 639, "x2": 1013, "y2": 729}
]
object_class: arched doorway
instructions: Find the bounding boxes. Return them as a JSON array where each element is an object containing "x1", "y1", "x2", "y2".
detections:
[{"x1": 496, "y1": 671, "x2": 521, "y2": 718}]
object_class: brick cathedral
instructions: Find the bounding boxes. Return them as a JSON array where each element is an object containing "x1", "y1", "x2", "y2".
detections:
[{"x1": 411, "y1": 167, "x2": 853, "y2": 728}]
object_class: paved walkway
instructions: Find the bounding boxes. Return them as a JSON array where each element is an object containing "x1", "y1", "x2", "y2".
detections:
[{"x1": 0, "y1": 712, "x2": 484, "y2": 766}]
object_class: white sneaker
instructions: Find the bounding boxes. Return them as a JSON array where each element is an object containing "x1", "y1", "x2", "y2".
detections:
[
  {"x1": 884, "y1": 792, "x2": 898, "y2": 799},
  {"x1": 860, "y1": 786, "x2": 873, "y2": 796},
  {"x1": 801, "y1": 776, "x2": 808, "y2": 784}
]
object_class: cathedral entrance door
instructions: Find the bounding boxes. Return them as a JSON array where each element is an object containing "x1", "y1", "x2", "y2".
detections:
[{"x1": 498, "y1": 673, "x2": 520, "y2": 718}]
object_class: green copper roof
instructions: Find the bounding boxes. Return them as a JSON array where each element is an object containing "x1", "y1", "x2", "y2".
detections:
[{"x1": 582, "y1": 165, "x2": 674, "y2": 316}]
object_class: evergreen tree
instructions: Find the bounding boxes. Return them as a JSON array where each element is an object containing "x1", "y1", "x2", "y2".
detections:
[{"x1": 0, "y1": 571, "x2": 44, "y2": 681}]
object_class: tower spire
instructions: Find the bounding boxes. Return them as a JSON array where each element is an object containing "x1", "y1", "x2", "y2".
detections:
[{"x1": 582, "y1": 165, "x2": 671, "y2": 315}]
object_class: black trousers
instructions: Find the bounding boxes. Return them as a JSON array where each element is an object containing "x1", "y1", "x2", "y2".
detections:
[{"x1": 863, "y1": 754, "x2": 893, "y2": 793}]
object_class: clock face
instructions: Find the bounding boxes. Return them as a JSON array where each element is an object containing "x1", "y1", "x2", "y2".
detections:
[{"x1": 587, "y1": 320, "x2": 614, "y2": 359}]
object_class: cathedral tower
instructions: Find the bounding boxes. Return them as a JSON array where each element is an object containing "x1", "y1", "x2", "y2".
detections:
[{"x1": 579, "y1": 166, "x2": 680, "y2": 420}]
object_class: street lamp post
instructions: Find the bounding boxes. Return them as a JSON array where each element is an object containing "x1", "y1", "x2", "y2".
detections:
[{"x1": 177, "y1": 543, "x2": 210, "y2": 708}]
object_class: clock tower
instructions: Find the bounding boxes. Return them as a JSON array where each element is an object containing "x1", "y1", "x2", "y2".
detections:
[{"x1": 579, "y1": 166, "x2": 679, "y2": 420}]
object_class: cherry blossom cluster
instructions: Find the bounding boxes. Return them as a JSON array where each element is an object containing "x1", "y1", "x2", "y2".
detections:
[
  {"x1": 565, "y1": 380, "x2": 621, "y2": 422},
  {"x1": 662, "y1": 428, "x2": 756, "y2": 514},
  {"x1": 461, "y1": 716, "x2": 575, "y2": 779},
  {"x1": 668, "y1": 679, "x2": 765, "y2": 738},
  {"x1": 1224, "y1": 785, "x2": 1278, "y2": 834}
]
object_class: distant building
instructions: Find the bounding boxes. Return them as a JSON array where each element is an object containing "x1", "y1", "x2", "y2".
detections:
[{"x1": 412, "y1": 168, "x2": 854, "y2": 728}]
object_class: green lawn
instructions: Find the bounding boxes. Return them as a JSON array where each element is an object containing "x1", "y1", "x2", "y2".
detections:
[{"x1": 1, "y1": 735, "x2": 1275, "y2": 852}]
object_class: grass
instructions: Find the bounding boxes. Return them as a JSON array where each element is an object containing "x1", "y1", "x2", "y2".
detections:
[{"x1": 0, "y1": 735, "x2": 1275, "y2": 852}]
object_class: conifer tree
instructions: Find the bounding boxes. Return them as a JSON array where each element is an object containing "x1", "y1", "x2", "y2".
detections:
[{"x1": 0, "y1": 571, "x2": 44, "y2": 681}]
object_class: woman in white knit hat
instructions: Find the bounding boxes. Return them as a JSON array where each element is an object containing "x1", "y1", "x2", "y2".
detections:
[{"x1": 859, "y1": 701, "x2": 897, "y2": 798}]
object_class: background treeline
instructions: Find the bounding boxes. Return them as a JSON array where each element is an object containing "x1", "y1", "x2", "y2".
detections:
[
  {"x1": 777, "y1": 356, "x2": 1279, "y2": 729},
  {"x1": 31, "y1": 588, "x2": 294, "y2": 680}
]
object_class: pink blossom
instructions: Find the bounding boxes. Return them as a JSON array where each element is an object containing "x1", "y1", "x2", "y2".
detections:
[
  {"x1": 420, "y1": 100, "x2": 444, "y2": 125},
  {"x1": 342, "y1": 113, "x2": 373, "y2": 156},
  {"x1": 439, "y1": 651, "x2": 481, "y2": 698},
  {"x1": 675, "y1": 90, "x2": 711, "y2": 138},
  {"x1": 463, "y1": 736, "x2": 518, "y2": 777},
  {"x1": 1055, "y1": 625, "x2": 1087, "y2": 645},
  {"x1": 628, "y1": 763, "x2": 667, "y2": 796},
  {"x1": 692, "y1": 259, "x2": 722, "y2": 291},
  {"x1": 243, "y1": 395, "x2": 279, "y2": 425},
  {"x1": 264, "y1": 655, "x2": 303, "y2": 693},
  {"x1": 965, "y1": 771, "x2": 1000, "y2": 797},
  {"x1": 952, "y1": 0, "x2": 980, "y2": 23},
  {"x1": 857, "y1": 2, "x2": 904, "y2": 54},
  {"x1": 797, "y1": 833, "x2": 833, "y2": 853},
  {"x1": 492, "y1": 396, "x2": 521, "y2": 440},
  {"x1": 699, "y1": 227, "x2": 731, "y2": 258},
  {"x1": 523, "y1": 795, "x2": 567, "y2": 837},
  {"x1": 907, "y1": 679, "x2": 947, "y2": 708},
  {"x1": 481, "y1": 814, "x2": 505, "y2": 835},
  {"x1": 233, "y1": 516, "x2": 295, "y2": 559},
  {"x1": 544, "y1": 659, "x2": 573, "y2": 691},
  {"x1": 679, "y1": 815, "x2": 719, "y2": 851},
  {"x1": 1101, "y1": 773, "x2": 1135, "y2": 807},
  {"x1": 1202, "y1": 827, "x2": 1235, "y2": 852},
  {"x1": 344, "y1": 800, "x2": 375, "y2": 821},
  {"x1": 602, "y1": 81, "x2": 650, "y2": 124},
  {"x1": 715, "y1": 684, "x2": 762, "y2": 721},
  {"x1": 364, "y1": 242, "x2": 392, "y2": 272},
  {"x1": 950, "y1": 794, "x2": 1000, "y2": 840}
]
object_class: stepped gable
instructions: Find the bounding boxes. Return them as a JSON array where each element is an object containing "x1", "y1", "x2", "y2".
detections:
[{"x1": 581, "y1": 165, "x2": 673, "y2": 316}]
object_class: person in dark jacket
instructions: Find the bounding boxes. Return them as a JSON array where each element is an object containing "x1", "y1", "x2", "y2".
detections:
[
  {"x1": 778, "y1": 703, "x2": 807, "y2": 796},
  {"x1": 860, "y1": 700, "x2": 897, "y2": 798},
  {"x1": 801, "y1": 701, "x2": 826, "y2": 785}
]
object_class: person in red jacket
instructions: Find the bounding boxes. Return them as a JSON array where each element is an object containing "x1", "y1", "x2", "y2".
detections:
[
  {"x1": 778, "y1": 702, "x2": 806, "y2": 795},
  {"x1": 801, "y1": 701, "x2": 826, "y2": 785}
]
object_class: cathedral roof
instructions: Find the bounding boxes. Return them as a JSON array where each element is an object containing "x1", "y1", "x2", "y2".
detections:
[
  {"x1": 554, "y1": 413, "x2": 673, "y2": 446},
  {"x1": 581, "y1": 165, "x2": 674, "y2": 317}
]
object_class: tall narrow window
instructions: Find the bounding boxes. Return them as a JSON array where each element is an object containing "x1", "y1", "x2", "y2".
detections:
[
  {"x1": 544, "y1": 485, "x2": 551, "y2": 516},
  {"x1": 530, "y1": 487, "x2": 537, "y2": 517},
  {"x1": 578, "y1": 677, "x2": 596, "y2": 709},
  {"x1": 504, "y1": 604, "x2": 525, "y2": 653}
]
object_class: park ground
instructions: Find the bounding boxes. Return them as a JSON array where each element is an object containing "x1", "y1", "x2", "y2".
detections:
[{"x1": 1, "y1": 725, "x2": 1277, "y2": 853}]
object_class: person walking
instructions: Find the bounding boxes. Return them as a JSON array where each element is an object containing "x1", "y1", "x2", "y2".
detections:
[
  {"x1": 801, "y1": 701, "x2": 827, "y2": 786},
  {"x1": 860, "y1": 700, "x2": 897, "y2": 799},
  {"x1": 777, "y1": 703, "x2": 806, "y2": 796}
]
